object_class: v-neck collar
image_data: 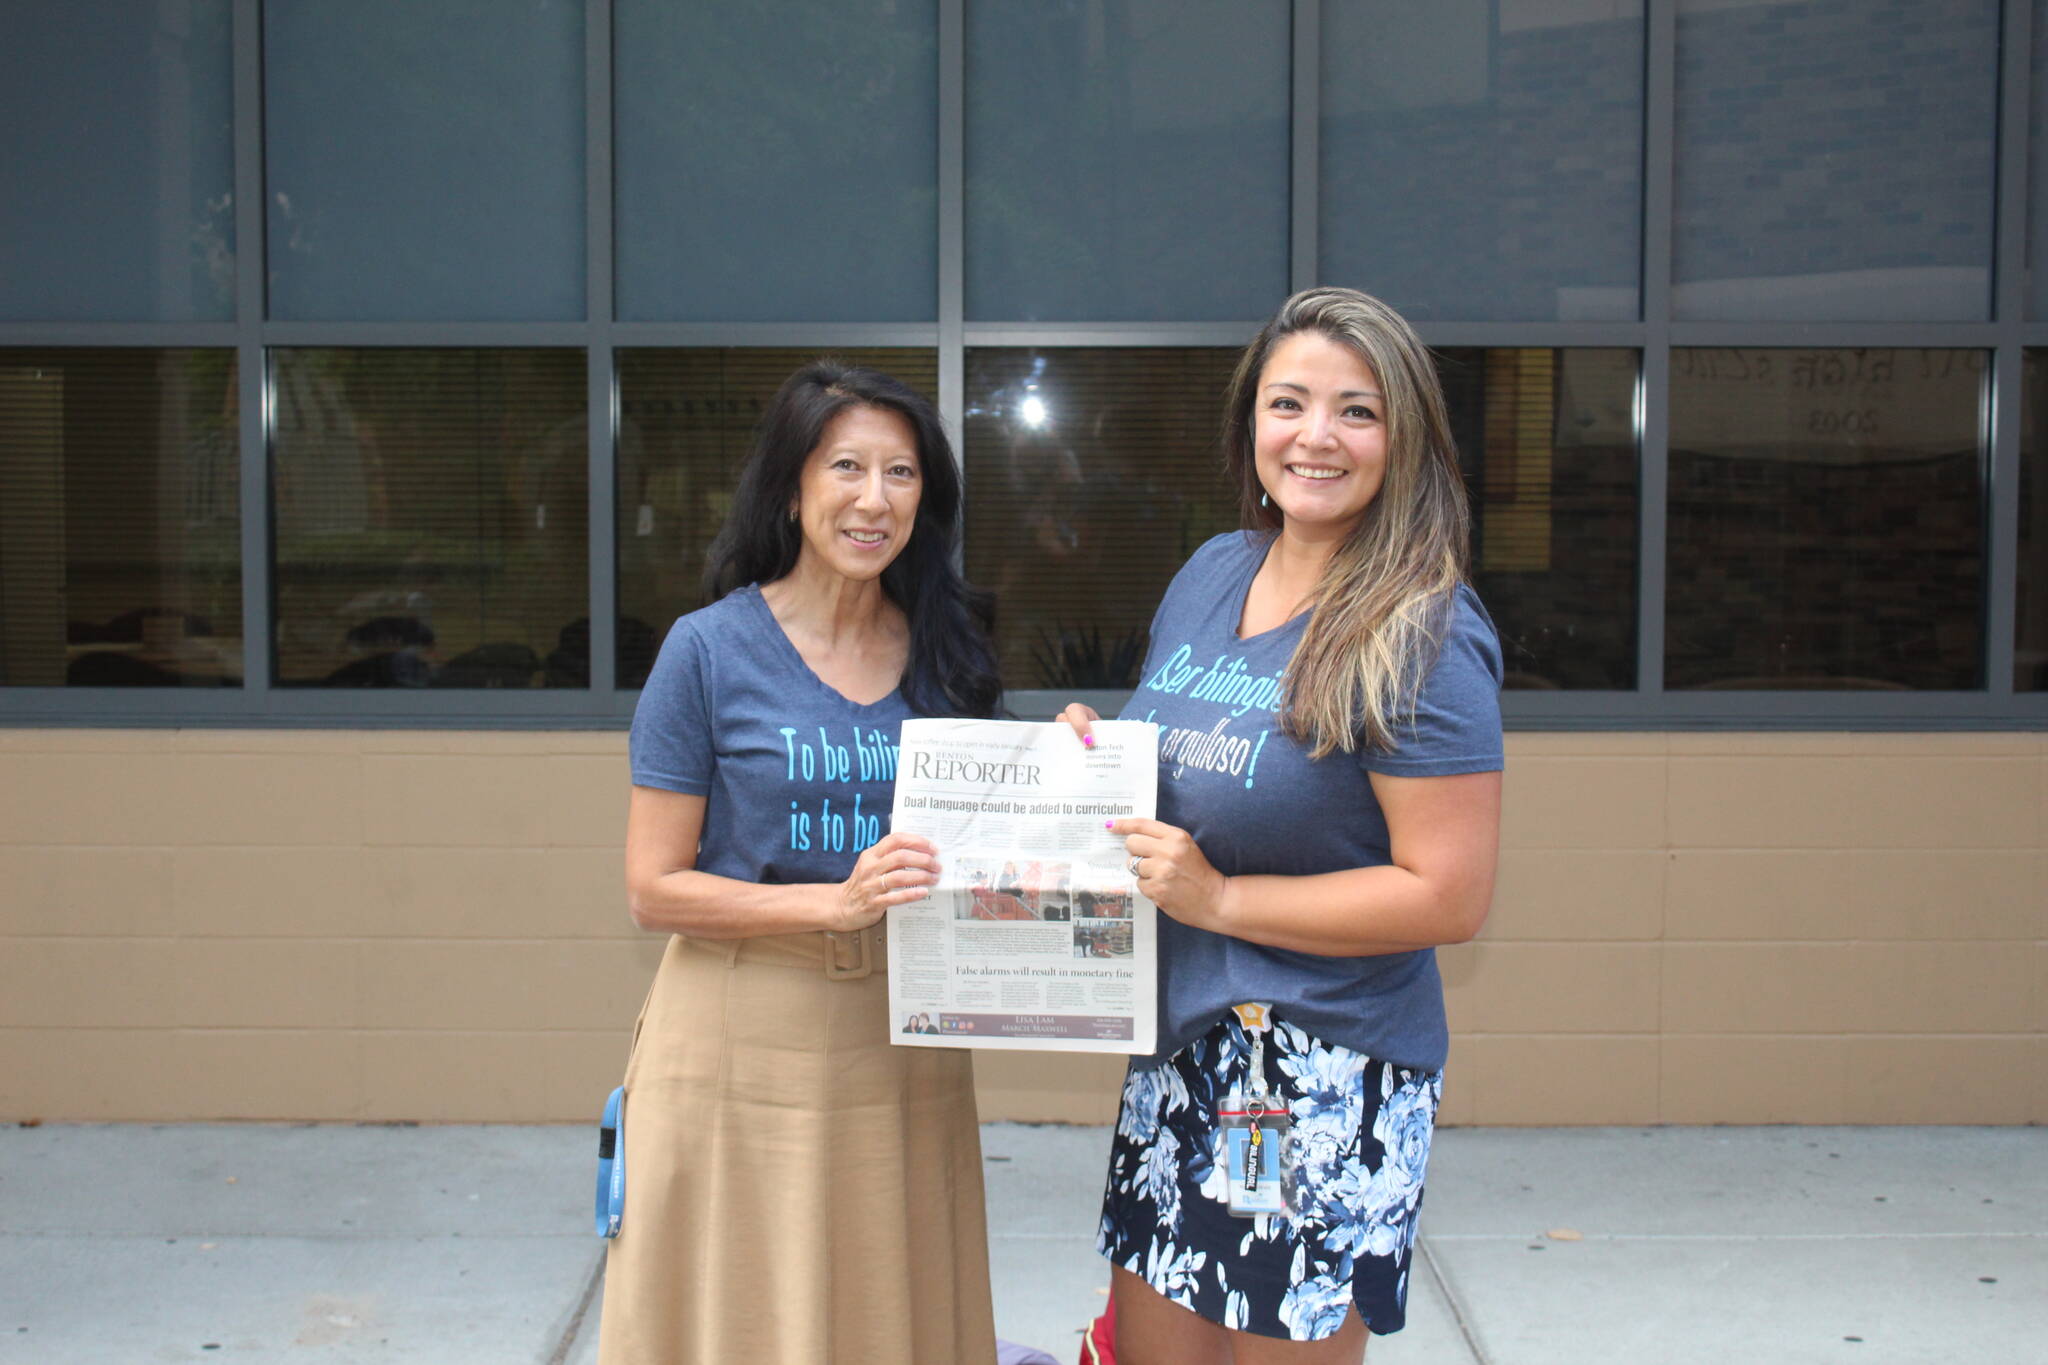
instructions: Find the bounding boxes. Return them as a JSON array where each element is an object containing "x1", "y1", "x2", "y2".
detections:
[
  {"x1": 740, "y1": 584, "x2": 909, "y2": 713},
  {"x1": 1229, "y1": 532, "x2": 1312, "y2": 646}
]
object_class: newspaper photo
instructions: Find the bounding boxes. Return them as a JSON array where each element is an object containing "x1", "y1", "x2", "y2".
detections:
[{"x1": 887, "y1": 718, "x2": 1157, "y2": 1054}]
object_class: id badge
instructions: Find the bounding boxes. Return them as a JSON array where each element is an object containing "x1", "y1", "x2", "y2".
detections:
[{"x1": 1219, "y1": 1102, "x2": 1291, "y2": 1218}]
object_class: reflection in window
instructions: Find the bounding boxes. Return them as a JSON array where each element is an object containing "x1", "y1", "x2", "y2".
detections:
[
  {"x1": 615, "y1": 0, "x2": 937, "y2": 322},
  {"x1": 966, "y1": 1, "x2": 1288, "y2": 322},
  {"x1": 964, "y1": 349, "x2": 1240, "y2": 688},
  {"x1": 1321, "y1": 0, "x2": 1642, "y2": 322},
  {"x1": 271, "y1": 350, "x2": 586, "y2": 688},
  {"x1": 263, "y1": 0, "x2": 585, "y2": 321},
  {"x1": 616, "y1": 349, "x2": 939, "y2": 688},
  {"x1": 2021, "y1": 354, "x2": 2047, "y2": 692},
  {"x1": 0, "y1": 350, "x2": 240, "y2": 686},
  {"x1": 0, "y1": 1, "x2": 235, "y2": 322},
  {"x1": 1667, "y1": 349, "x2": 1985, "y2": 690},
  {"x1": 1440, "y1": 349, "x2": 1639, "y2": 689},
  {"x1": 1673, "y1": 0, "x2": 1996, "y2": 321}
]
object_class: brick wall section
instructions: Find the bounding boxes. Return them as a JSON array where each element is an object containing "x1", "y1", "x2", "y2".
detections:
[
  {"x1": 1321, "y1": 13, "x2": 1643, "y2": 320},
  {"x1": 1, "y1": 729, "x2": 2042, "y2": 1125},
  {"x1": 1674, "y1": 0, "x2": 1999, "y2": 293},
  {"x1": 1323, "y1": 1, "x2": 1998, "y2": 320}
]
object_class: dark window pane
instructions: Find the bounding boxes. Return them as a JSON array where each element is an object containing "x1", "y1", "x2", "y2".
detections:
[
  {"x1": 264, "y1": 0, "x2": 585, "y2": 321},
  {"x1": 616, "y1": 349, "x2": 939, "y2": 687},
  {"x1": 2033, "y1": 2, "x2": 2048, "y2": 320},
  {"x1": 1441, "y1": 348, "x2": 1639, "y2": 689},
  {"x1": 1673, "y1": 0, "x2": 1996, "y2": 322},
  {"x1": 1322, "y1": 1, "x2": 1642, "y2": 322},
  {"x1": 1667, "y1": 349, "x2": 1986, "y2": 690},
  {"x1": 272, "y1": 350, "x2": 587, "y2": 688},
  {"x1": 0, "y1": 350, "x2": 240, "y2": 686},
  {"x1": 2020, "y1": 353, "x2": 2048, "y2": 691},
  {"x1": 616, "y1": 1, "x2": 937, "y2": 322},
  {"x1": 967, "y1": 2, "x2": 1289, "y2": 322},
  {"x1": 0, "y1": 2, "x2": 234, "y2": 321},
  {"x1": 964, "y1": 349, "x2": 1241, "y2": 688}
]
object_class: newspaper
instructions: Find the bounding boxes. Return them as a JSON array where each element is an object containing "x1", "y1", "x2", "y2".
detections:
[{"x1": 886, "y1": 718, "x2": 1157, "y2": 1054}]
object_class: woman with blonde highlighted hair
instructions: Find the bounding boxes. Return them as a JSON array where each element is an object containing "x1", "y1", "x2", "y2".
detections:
[{"x1": 1063, "y1": 287, "x2": 1504, "y2": 1363}]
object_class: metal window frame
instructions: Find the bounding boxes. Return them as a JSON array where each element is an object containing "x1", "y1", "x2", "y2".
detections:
[{"x1": 1, "y1": 0, "x2": 2042, "y2": 729}]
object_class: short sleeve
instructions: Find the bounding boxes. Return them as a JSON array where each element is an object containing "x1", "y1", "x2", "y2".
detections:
[
  {"x1": 1362, "y1": 586, "x2": 1505, "y2": 777},
  {"x1": 629, "y1": 616, "x2": 715, "y2": 794}
]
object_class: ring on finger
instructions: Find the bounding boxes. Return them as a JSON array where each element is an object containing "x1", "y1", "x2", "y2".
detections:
[{"x1": 1127, "y1": 855, "x2": 1145, "y2": 878}]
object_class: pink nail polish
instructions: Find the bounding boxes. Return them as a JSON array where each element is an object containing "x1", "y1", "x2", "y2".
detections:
[
  {"x1": 1103, "y1": 820, "x2": 1114, "y2": 830},
  {"x1": 1081, "y1": 734, "x2": 1095, "y2": 748}
]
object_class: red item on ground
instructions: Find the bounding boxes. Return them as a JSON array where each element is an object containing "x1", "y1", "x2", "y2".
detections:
[{"x1": 1078, "y1": 1296, "x2": 1115, "y2": 1365}]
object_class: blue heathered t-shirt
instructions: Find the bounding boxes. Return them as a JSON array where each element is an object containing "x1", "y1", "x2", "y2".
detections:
[
  {"x1": 630, "y1": 585, "x2": 912, "y2": 885},
  {"x1": 1119, "y1": 532, "x2": 1504, "y2": 1072}
]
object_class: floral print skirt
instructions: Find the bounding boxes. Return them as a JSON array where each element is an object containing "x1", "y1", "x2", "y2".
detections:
[{"x1": 1097, "y1": 1009, "x2": 1442, "y2": 1342}]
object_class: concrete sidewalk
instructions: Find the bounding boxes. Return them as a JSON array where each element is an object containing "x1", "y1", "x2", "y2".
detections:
[{"x1": 1, "y1": 1123, "x2": 2041, "y2": 1363}]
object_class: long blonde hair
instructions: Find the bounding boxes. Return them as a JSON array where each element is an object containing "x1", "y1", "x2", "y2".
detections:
[{"x1": 1220, "y1": 287, "x2": 1471, "y2": 758}]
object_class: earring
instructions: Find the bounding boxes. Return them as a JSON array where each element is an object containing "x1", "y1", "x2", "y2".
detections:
[
  {"x1": 787, "y1": 504, "x2": 799, "y2": 523},
  {"x1": 1259, "y1": 491, "x2": 1269, "y2": 508}
]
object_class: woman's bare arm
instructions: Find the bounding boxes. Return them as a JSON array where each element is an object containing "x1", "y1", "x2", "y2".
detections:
[
  {"x1": 624, "y1": 785, "x2": 939, "y2": 938},
  {"x1": 1111, "y1": 769, "x2": 1501, "y2": 957}
]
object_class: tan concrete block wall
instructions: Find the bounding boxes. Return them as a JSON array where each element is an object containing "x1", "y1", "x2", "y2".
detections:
[
  {"x1": 1441, "y1": 732, "x2": 2047, "y2": 1127},
  {"x1": 0, "y1": 729, "x2": 2041, "y2": 1125},
  {"x1": 0, "y1": 729, "x2": 653, "y2": 1122}
]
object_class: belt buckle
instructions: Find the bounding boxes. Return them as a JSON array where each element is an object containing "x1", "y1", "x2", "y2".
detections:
[{"x1": 823, "y1": 929, "x2": 873, "y2": 981}]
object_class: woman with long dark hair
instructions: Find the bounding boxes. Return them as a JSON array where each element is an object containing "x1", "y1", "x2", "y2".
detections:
[
  {"x1": 600, "y1": 360, "x2": 1001, "y2": 1364},
  {"x1": 1065, "y1": 288, "x2": 1505, "y2": 1364}
]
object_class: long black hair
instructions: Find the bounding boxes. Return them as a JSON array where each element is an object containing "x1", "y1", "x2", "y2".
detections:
[{"x1": 704, "y1": 359, "x2": 1002, "y2": 718}]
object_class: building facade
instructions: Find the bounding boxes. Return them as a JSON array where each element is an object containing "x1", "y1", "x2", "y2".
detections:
[{"x1": 2, "y1": 0, "x2": 2043, "y2": 1124}]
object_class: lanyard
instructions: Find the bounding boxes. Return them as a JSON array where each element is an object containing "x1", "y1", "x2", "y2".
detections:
[
  {"x1": 595, "y1": 1085, "x2": 626, "y2": 1238},
  {"x1": 1231, "y1": 1002, "x2": 1273, "y2": 1103},
  {"x1": 1224, "y1": 1003, "x2": 1287, "y2": 1213},
  {"x1": 1231, "y1": 1002, "x2": 1275, "y2": 1188}
]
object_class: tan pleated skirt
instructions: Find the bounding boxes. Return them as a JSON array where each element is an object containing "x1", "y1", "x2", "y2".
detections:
[{"x1": 597, "y1": 930, "x2": 996, "y2": 1365}]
